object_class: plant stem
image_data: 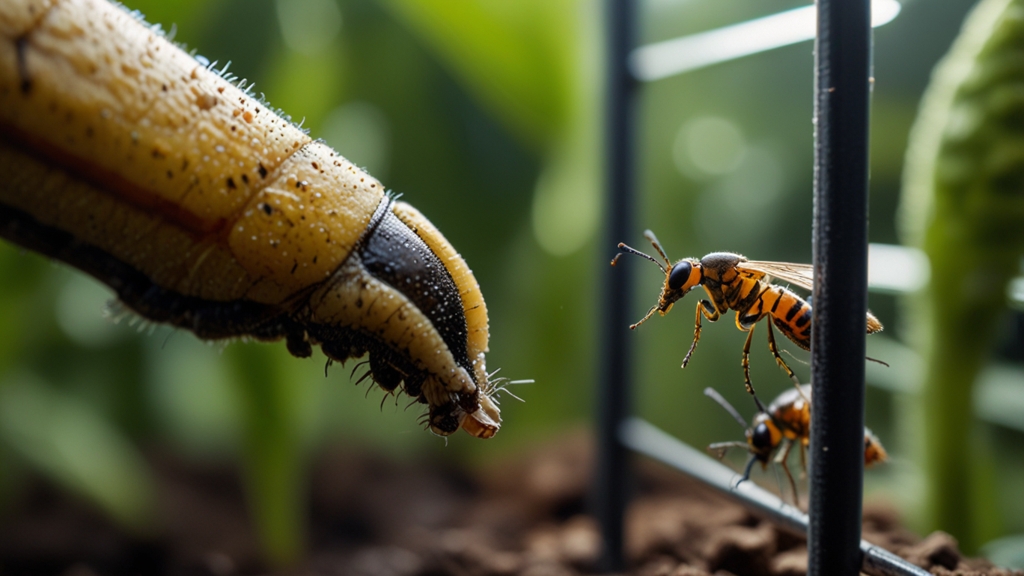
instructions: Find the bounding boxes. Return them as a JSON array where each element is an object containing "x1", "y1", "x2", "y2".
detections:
[{"x1": 227, "y1": 343, "x2": 305, "y2": 566}]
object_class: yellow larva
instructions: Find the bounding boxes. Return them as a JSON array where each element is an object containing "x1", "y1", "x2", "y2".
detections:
[{"x1": 0, "y1": 0, "x2": 499, "y2": 438}]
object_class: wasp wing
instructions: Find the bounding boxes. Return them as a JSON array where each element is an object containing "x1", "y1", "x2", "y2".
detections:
[
  {"x1": 743, "y1": 261, "x2": 884, "y2": 333},
  {"x1": 741, "y1": 261, "x2": 815, "y2": 291}
]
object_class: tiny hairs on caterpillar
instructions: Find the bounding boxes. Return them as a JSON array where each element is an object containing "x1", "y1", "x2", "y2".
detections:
[{"x1": 0, "y1": 0, "x2": 501, "y2": 438}]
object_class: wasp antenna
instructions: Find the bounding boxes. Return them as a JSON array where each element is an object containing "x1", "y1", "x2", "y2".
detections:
[
  {"x1": 750, "y1": 390, "x2": 769, "y2": 415},
  {"x1": 704, "y1": 387, "x2": 749, "y2": 430},
  {"x1": 630, "y1": 305, "x2": 659, "y2": 330},
  {"x1": 738, "y1": 453, "x2": 759, "y2": 486},
  {"x1": 642, "y1": 229, "x2": 673, "y2": 269},
  {"x1": 866, "y1": 355, "x2": 890, "y2": 367},
  {"x1": 615, "y1": 242, "x2": 666, "y2": 274}
]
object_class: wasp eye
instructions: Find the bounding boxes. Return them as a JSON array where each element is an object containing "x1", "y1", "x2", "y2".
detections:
[
  {"x1": 751, "y1": 422, "x2": 774, "y2": 452},
  {"x1": 668, "y1": 261, "x2": 692, "y2": 291}
]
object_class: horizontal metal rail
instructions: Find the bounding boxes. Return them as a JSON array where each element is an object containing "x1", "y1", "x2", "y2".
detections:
[{"x1": 620, "y1": 418, "x2": 931, "y2": 576}]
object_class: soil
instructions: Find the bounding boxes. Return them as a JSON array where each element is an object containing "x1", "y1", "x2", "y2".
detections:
[{"x1": 0, "y1": 431, "x2": 1019, "y2": 576}]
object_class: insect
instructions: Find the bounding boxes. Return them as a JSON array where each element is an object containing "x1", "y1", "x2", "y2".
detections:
[
  {"x1": 611, "y1": 230, "x2": 883, "y2": 397},
  {"x1": 0, "y1": 0, "x2": 499, "y2": 438},
  {"x1": 705, "y1": 385, "x2": 888, "y2": 505}
]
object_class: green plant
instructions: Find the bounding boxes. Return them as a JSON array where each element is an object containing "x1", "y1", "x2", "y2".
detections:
[{"x1": 901, "y1": 0, "x2": 1024, "y2": 552}]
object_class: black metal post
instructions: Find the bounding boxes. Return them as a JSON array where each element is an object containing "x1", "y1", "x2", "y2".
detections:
[
  {"x1": 808, "y1": 1, "x2": 872, "y2": 575},
  {"x1": 594, "y1": 0, "x2": 637, "y2": 571}
]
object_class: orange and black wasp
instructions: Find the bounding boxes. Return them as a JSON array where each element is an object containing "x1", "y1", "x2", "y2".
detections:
[
  {"x1": 704, "y1": 385, "x2": 887, "y2": 505},
  {"x1": 611, "y1": 230, "x2": 883, "y2": 397}
]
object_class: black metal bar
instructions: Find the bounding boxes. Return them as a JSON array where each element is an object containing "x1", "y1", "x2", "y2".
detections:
[
  {"x1": 594, "y1": 0, "x2": 637, "y2": 571},
  {"x1": 809, "y1": 1, "x2": 872, "y2": 574},
  {"x1": 620, "y1": 418, "x2": 932, "y2": 576}
]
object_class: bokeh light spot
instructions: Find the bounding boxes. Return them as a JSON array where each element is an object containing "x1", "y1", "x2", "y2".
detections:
[
  {"x1": 320, "y1": 101, "x2": 391, "y2": 178},
  {"x1": 531, "y1": 156, "x2": 599, "y2": 257},
  {"x1": 695, "y1": 146, "x2": 785, "y2": 246},
  {"x1": 672, "y1": 116, "x2": 747, "y2": 179},
  {"x1": 55, "y1": 273, "x2": 125, "y2": 348},
  {"x1": 275, "y1": 0, "x2": 342, "y2": 56}
]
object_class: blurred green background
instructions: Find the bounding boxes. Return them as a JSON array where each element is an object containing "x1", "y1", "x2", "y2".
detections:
[{"x1": 1, "y1": 0, "x2": 1023, "y2": 566}]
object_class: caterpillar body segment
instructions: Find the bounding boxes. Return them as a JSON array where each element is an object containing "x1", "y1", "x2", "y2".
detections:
[{"x1": 0, "y1": 0, "x2": 498, "y2": 437}]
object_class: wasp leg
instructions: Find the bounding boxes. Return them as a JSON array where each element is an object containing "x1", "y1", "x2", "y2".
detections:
[
  {"x1": 741, "y1": 323, "x2": 758, "y2": 396},
  {"x1": 707, "y1": 441, "x2": 748, "y2": 460},
  {"x1": 775, "y1": 441, "x2": 800, "y2": 508},
  {"x1": 766, "y1": 319, "x2": 803, "y2": 394},
  {"x1": 799, "y1": 441, "x2": 808, "y2": 478},
  {"x1": 683, "y1": 300, "x2": 718, "y2": 369}
]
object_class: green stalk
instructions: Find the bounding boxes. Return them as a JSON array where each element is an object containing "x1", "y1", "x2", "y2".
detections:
[
  {"x1": 919, "y1": 241, "x2": 1013, "y2": 551},
  {"x1": 901, "y1": 0, "x2": 1024, "y2": 551},
  {"x1": 226, "y1": 343, "x2": 305, "y2": 566}
]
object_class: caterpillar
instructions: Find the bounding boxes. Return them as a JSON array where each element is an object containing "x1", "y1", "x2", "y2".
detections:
[{"x1": 0, "y1": 0, "x2": 500, "y2": 438}]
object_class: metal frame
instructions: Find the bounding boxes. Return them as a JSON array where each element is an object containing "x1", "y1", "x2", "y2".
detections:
[
  {"x1": 594, "y1": 0, "x2": 637, "y2": 571},
  {"x1": 620, "y1": 418, "x2": 931, "y2": 576},
  {"x1": 594, "y1": 1, "x2": 924, "y2": 575},
  {"x1": 809, "y1": 1, "x2": 872, "y2": 573}
]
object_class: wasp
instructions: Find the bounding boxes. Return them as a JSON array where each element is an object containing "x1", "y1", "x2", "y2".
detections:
[
  {"x1": 705, "y1": 385, "x2": 888, "y2": 505},
  {"x1": 611, "y1": 230, "x2": 883, "y2": 397}
]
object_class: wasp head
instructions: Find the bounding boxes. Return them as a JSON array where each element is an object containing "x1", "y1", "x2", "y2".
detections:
[
  {"x1": 746, "y1": 414, "x2": 782, "y2": 465},
  {"x1": 659, "y1": 257, "x2": 702, "y2": 313},
  {"x1": 612, "y1": 230, "x2": 702, "y2": 329}
]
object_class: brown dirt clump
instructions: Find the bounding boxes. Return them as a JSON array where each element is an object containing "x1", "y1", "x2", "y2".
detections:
[{"x1": 0, "y1": 431, "x2": 1020, "y2": 575}]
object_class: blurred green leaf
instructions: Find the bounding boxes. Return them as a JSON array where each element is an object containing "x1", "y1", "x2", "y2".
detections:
[
  {"x1": 899, "y1": 0, "x2": 1024, "y2": 551},
  {"x1": 377, "y1": 0, "x2": 577, "y2": 150},
  {"x1": 112, "y1": 0, "x2": 215, "y2": 47},
  {"x1": 262, "y1": 37, "x2": 347, "y2": 132},
  {"x1": 226, "y1": 343, "x2": 306, "y2": 567},
  {"x1": 0, "y1": 373, "x2": 156, "y2": 533},
  {"x1": 974, "y1": 365, "x2": 1024, "y2": 434},
  {"x1": 0, "y1": 245, "x2": 49, "y2": 371}
]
